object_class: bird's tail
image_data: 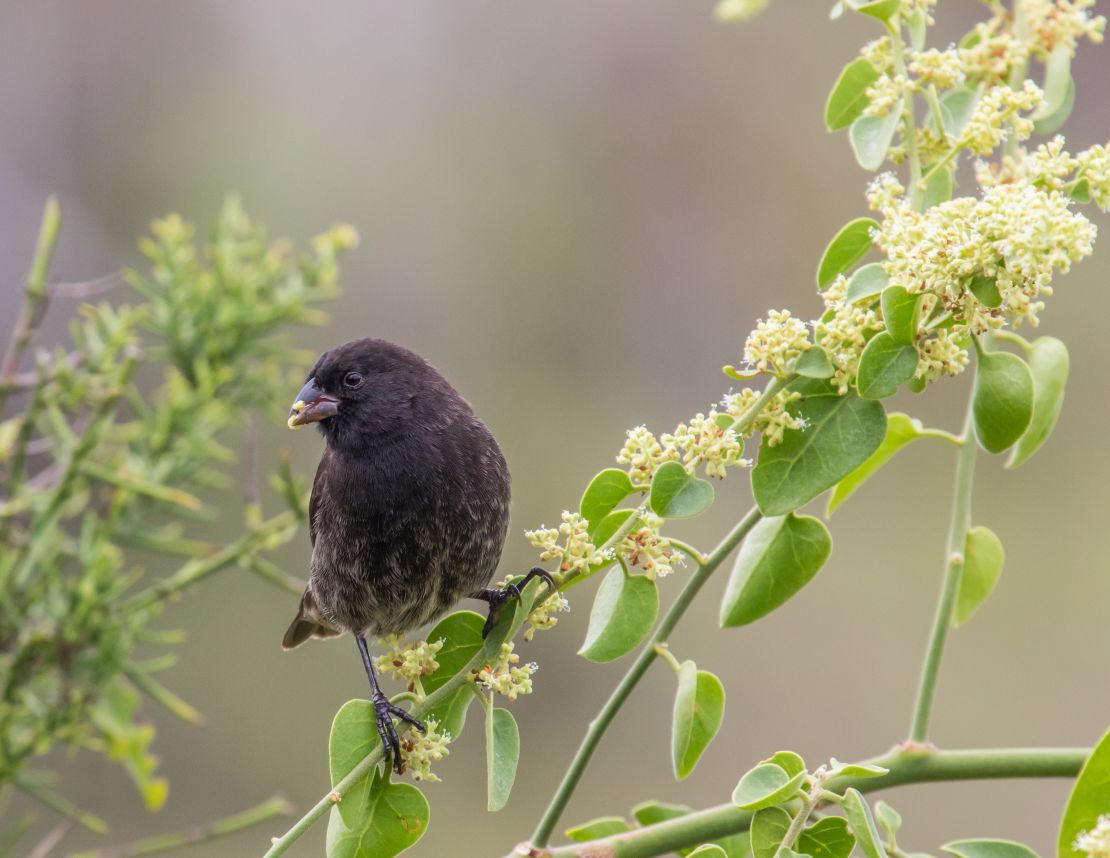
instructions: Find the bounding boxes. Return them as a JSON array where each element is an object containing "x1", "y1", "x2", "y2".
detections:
[{"x1": 282, "y1": 589, "x2": 342, "y2": 650}]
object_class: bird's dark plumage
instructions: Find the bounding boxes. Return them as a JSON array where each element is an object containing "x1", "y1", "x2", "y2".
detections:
[{"x1": 281, "y1": 338, "x2": 513, "y2": 769}]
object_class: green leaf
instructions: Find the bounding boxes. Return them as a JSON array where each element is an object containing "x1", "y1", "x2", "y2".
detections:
[
  {"x1": 841, "y1": 788, "x2": 888, "y2": 858},
  {"x1": 422, "y1": 686, "x2": 474, "y2": 741},
  {"x1": 940, "y1": 88, "x2": 979, "y2": 136},
  {"x1": 968, "y1": 275, "x2": 1002, "y2": 308},
  {"x1": 973, "y1": 348, "x2": 1035, "y2": 454},
  {"x1": 752, "y1": 378, "x2": 887, "y2": 515},
  {"x1": 851, "y1": 0, "x2": 900, "y2": 21},
  {"x1": 850, "y1": 110, "x2": 901, "y2": 171},
  {"x1": 827, "y1": 412, "x2": 922, "y2": 514},
  {"x1": 591, "y1": 508, "x2": 635, "y2": 546},
  {"x1": 751, "y1": 807, "x2": 792, "y2": 858},
  {"x1": 1034, "y1": 75, "x2": 1075, "y2": 135},
  {"x1": 565, "y1": 817, "x2": 632, "y2": 841},
  {"x1": 581, "y1": 469, "x2": 636, "y2": 527},
  {"x1": 1059, "y1": 727, "x2": 1110, "y2": 858},
  {"x1": 880, "y1": 285, "x2": 922, "y2": 345},
  {"x1": 672, "y1": 662, "x2": 726, "y2": 780},
  {"x1": 650, "y1": 461, "x2": 715, "y2": 519},
  {"x1": 633, "y1": 800, "x2": 690, "y2": 827},
  {"x1": 720, "y1": 514, "x2": 832, "y2": 627},
  {"x1": 423, "y1": 611, "x2": 484, "y2": 694},
  {"x1": 922, "y1": 165, "x2": 954, "y2": 209},
  {"x1": 953, "y1": 525, "x2": 1004, "y2": 627},
  {"x1": 826, "y1": 59, "x2": 881, "y2": 130},
  {"x1": 832, "y1": 763, "x2": 888, "y2": 778},
  {"x1": 817, "y1": 218, "x2": 879, "y2": 288},
  {"x1": 732, "y1": 761, "x2": 807, "y2": 811},
  {"x1": 792, "y1": 346, "x2": 835, "y2": 379},
  {"x1": 846, "y1": 263, "x2": 889, "y2": 303},
  {"x1": 329, "y1": 700, "x2": 381, "y2": 827},
  {"x1": 579, "y1": 566, "x2": 659, "y2": 663},
  {"x1": 856, "y1": 332, "x2": 919, "y2": 400},
  {"x1": 326, "y1": 770, "x2": 429, "y2": 858},
  {"x1": 906, "y1": 7, "x2": 927, "y2": 50},
  {"x1": 799, "y1": 817, "x2": 857, "y2": 858},
  {"x1": 1007, "y1": 337, "x2": 1069, "y2": 469},
  {"x1": 486, "y1": 705, "x2": 520, "y2": 812},
  {"x1": 944, "y1": 841, "x2": 1040, "y2": 858},
  {"x1": 874, "y1": 801, "x2": 902, "y2": 838},
  {"x1": 690, "y1": 847, "x2": 730, "y2": 858},
  {"x1": 766, "y1": 750, "x2": 806, "y2": 777},
  {"x1": 1034, "y1": 44, "x2": 1073, "y2": 122},
  {"x1": 1069, "y1": 177, "x2": 1091, "y2": 204}
]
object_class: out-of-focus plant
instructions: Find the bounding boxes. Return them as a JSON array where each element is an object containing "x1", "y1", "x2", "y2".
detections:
[
  {"x1": 0, "y1": 197, "x2": 355, "y2": 853},
  {"x1": 260, "y1": 3, "x2": 1110, "y2": 858}
]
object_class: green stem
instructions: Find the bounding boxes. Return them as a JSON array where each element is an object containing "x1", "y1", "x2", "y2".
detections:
[
  {"x1": 65, "y1": 796, "x2": 292, "y2": 858},
  {"x1": 529, "y1": 506, "x2": 763, "y2": 849},
  {"x1": 0, "y1": 198, "x2": 61, "y2": 417},
  {"x1": 534, "y1": 747, "x2": 1087, "y2": 858},
  {"x1": 888, "y1": 24, "x2": 922, "y2": 209},
  {"x1": 908, "y1": 390, "x2": 977, "y2": 742}
]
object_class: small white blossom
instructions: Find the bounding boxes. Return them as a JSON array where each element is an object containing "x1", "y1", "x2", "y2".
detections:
[
  {"x1": 525, "y1": 511, "x2": 608, "y2": 575},
  {"x1": 376, "y1": 636, "x2": 444, "y2": 700},
  {"x1": 616, "y1": 425, "x2": 675, "y2": 487},
  {"x1": 744, "y1": 309, "x2": 812, "y2": 376},
  {"x1": 524, "y1": 590, "x2": 570, "y2": 641},
  {"x1": 1075, "y1": 814, "x2": 1110, "y2": 858},
  {"x1": 475, "y1": 642, "x2": 537, "y2": 701},
  {"x1": 399, "y1": 718, "x2": 451, "y2": 783}
]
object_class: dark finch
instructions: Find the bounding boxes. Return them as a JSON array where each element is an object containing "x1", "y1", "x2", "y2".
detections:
[{"x1": 282, "y1": 338, "x2": 550, "y2": 772}]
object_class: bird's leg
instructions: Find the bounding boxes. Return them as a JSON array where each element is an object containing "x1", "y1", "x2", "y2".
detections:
[
  {"x1": 355, "y1": 632, "x2": 425, "y2": 775},
  {"x1": 473, "y1": 566, "x2": 557, "y2": 638}
]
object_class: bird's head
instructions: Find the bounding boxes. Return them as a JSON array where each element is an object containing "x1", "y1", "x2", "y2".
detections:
[{"x1": 287, "y1": 338, "x2": 465, "y2": 450}]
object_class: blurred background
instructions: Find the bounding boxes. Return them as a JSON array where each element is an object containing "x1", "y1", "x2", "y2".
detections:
[{"x1": 2, "y1": 2, "x2": 1108, "y2": 855}]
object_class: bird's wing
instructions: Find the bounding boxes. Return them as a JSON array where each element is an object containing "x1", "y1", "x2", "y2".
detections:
[{"x1": 308, "y1": 449, "x2": 329, "y2": 549}]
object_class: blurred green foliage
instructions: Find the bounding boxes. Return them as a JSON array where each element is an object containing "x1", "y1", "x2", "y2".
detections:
[{"x1": 0, "y1": 197, "x2": 354, "y2": 838}]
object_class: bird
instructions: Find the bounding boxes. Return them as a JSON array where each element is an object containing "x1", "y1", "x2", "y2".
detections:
[{"x1": 281, "y1": 337, "x2": 551, "y2": 772}]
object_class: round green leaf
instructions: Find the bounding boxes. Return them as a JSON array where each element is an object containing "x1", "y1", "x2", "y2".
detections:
[
  {"x1": 486, "y1": 706, "x2": 520, "y2": 812},
  {"x1": 856, "y1": 332, "x2": 919, "y2": 400},
  {"x1": 827, "y1": 412, "x2": 922, "y2": 514},
  {"x1": 940, "y1": 87, "x2": 979, "y2": 135},
  {"x1": 850, "y1": 110, "x2": 900, "y2": 171},
  {"x1": 826, "y1": 59, "x2": 881, "y2": 131},
  {"x1": 943, "y1": 841, "x2": 1040, "y2": 858},
  {"x1": 581, "y1": 468, "x2": 636, "y2": 527},
  {"x1": 1007, "y1": 337, "x2": 1069, "y2": 469},
  {"x1": 846, "y1": 263, "x2": 889, "y2": 303},
  {"x1": 591, "y1": 508, "x2": 635, "y2": 546},
  {"x1": 720, "y1": 513, "x2": 831, "y2": 628},
  {"x1": 766, "y1": 750, "x2": 806, "y2": 777},
  {"x1": 1069, "y1": 177, "x2": 1092, "y2": 204},
  {"x1": 953, "y1": 525, "x2": 1004, "y2": 627},
  {"x1": 922, "y1": 164, "x2": 954, "y2": 209},
  {"x1": 650, "y1": 461, "x2": 715, "y2": 519},
  {"x1": 423, "y1": 686, "x2": 474, "y2": 742},
  {"x1": 751, "y1": 807, "x2": 792, "y2": 858},
  {"x1": 672, "y1": 662, "x2": 726, "y2": 780},
  {"x1": 968, "y1": 275, "x2": 1002, "y2": 309},
  {"x1": 799, "y1": 817, "x2": 857, "y2": 858},
  {"x1": 817, "y1": 218, "x2": 879, "y2": 288},
  {"x1": 690, "y1": 847, "x2": 729, "y2": 858},
  {"x1": 874, "y1": 801, "x2": 902, "y2": 839},
  {"x1": 329, "y1": 700, "x2": 382, "y2": 827},
  {"x1": 632, "y1": 801, "x2": 690, "y2": 827},
  {"x1": 792, "y1": 346, "x2": 835, "y2": 379},
  {"x1": 1059, "y1": 727, "x2": 1110, "y2": 857},
  {"x1": 851, "y1": 0, "x2": 900, "y2": 21},
  {"x1": 973, "y1": 348, "x2": 1035, "y2": 454},
  {"x1": 752, "y1": 378, "x2": 887, "y2": 516},
  {"x1": 579, "y1": 566, "x2": 659, "y2": 663},
  {"x1": 566, "y1": 817, "x2": 632, "y2": 842},
  {"x1": 326, "y1": 770, "x2": 429, "y2": 858},
  {"x1": 841, "y1": 788, "x2": 888, "y2": 858},
  {"x1": 732, "y1": 762, "x2": 807, "y2": 811},
  {"x1": 880, "y1": 286, "x2": 922, "y2": 345},
  {"x1": 423, "y1": 610, "x2": 485, "y2": 694}
]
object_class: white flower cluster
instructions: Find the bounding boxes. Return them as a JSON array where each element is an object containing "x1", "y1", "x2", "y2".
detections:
[
  {"x1": 618, "y1": 512, "x2": 680, "y2": 580},
  {"x1": 376, "y1": 636, "x2": 444, "y2": 701},
  {"x1": 399, "y1": 718, "x2": 451, "y2": 783},
  {"x1": 524, "y1": 590, "x2": 570, "y2": 642},
  {"x1": 743, "y1": 309, "x2": 811, "y2": 376},
  {"x1": 475, "y1": 642, "x2": 537, "y2": 701},
  {"x1": 524, "y1": 511, "x2": 609, "y2": 576},
  {"x1": 1075, "y1": 814, "x2": 1110, "y2": 858}
]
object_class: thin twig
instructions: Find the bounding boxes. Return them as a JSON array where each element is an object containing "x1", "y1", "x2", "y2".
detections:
[{"x1": 25, "y1": 820, "x2": 73, "y2": 858}]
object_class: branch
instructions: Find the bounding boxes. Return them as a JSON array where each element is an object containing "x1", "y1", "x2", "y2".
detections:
[
  {"x1": 524, "y1": 747, "x2": 1088, "y2": 858},
  {"x1": 529, "y1": 506, "x2": 763, "y2": 848}
]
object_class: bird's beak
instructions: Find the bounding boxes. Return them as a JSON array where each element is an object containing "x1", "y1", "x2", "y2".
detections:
[{"x1": 287, "y1": 378, "x2": 340, "y2": 429}]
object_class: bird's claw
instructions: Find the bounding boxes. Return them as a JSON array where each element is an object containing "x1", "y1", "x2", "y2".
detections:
[
  {"x1": 477, "y1": 567, "x2": 556, "y2": 638},
  {"x1": 372, "y1": 693, "x2": 425, "y2": 775}
]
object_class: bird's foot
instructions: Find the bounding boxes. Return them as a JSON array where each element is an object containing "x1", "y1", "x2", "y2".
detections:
[
  {"x1": 474, "y1": 567, "x2": 556, "y2": 638},
  {"x1": 372, "y1": 692, "x2": 425, "y2": 775}
]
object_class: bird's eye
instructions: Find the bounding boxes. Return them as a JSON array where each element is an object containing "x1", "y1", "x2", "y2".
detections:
[{"x1": 343, "y1": 372, "x2": 364, "y2": 389}]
